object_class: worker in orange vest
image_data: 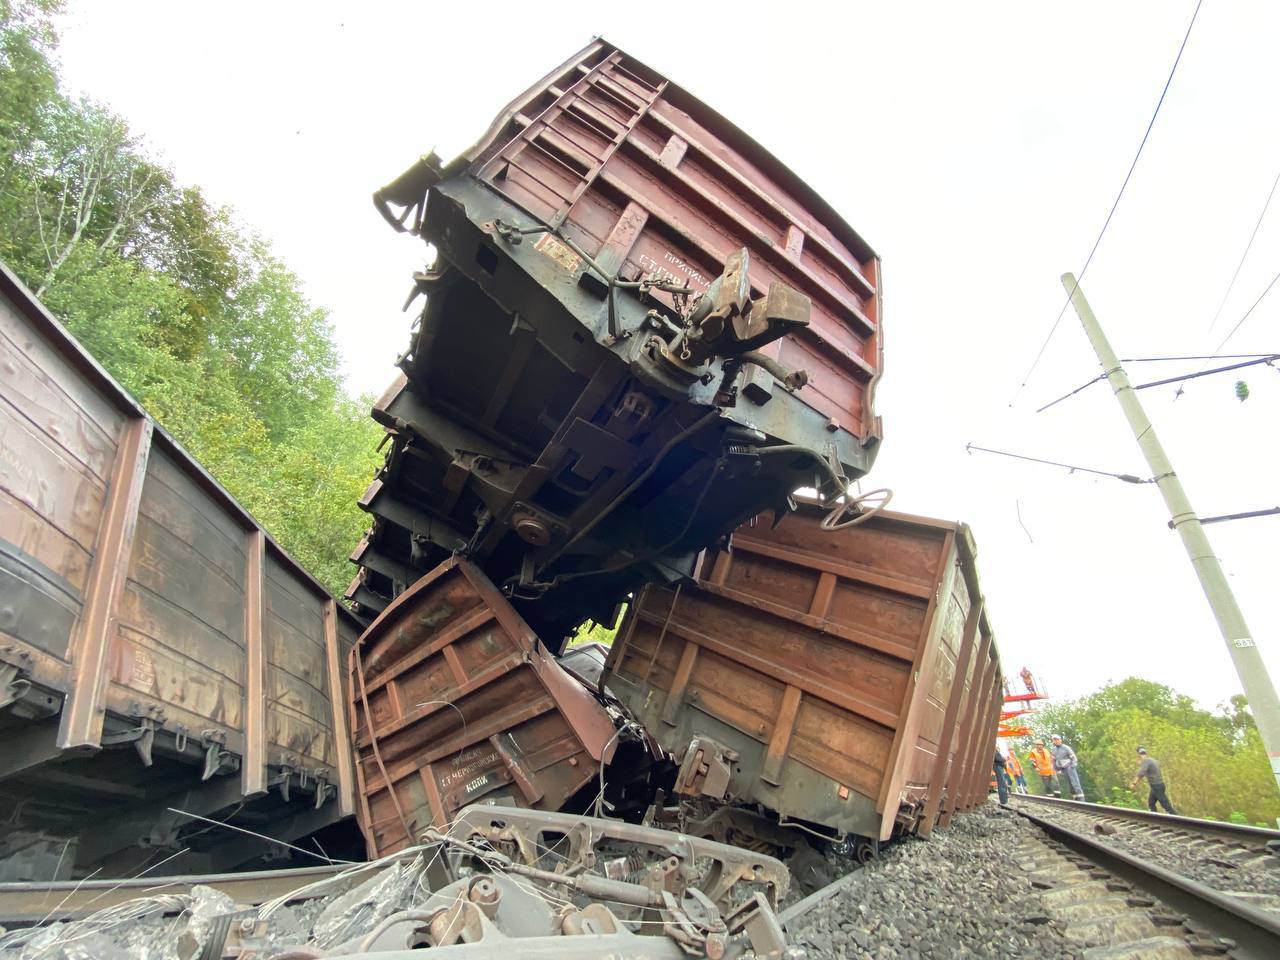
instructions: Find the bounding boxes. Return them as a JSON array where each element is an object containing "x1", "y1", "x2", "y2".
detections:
[
  {"x1": 1006, "y1": 751, "x2": 1029, "y2": 794},
  {"x1": 1027, "y1": 740, "x2": 1059, "y2": 796}
]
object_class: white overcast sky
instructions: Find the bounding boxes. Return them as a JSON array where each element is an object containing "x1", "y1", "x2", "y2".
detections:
[{"x1": 53, "y1": 1, "x2": 1280, "y2": 711}]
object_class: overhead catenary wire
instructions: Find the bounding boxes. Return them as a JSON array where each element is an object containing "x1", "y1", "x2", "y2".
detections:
[
  {"x1": 1211, "y1": 264, "x2": 1280, "y2": 355},
  {"x1": 1207, "y1": 165, "x2": 1280, "y2": 333},
  {"x1": 1133, "y1": 354, "x2": 1278, "y2": 391},
  {"x1": 965, "y1": 443, "x2": 1155, "y2": 484},
  {"x1": 1009, "y1": 0, "x2": 1204, "y2": 406},
  {"x1": 1119, "y1": 353, "x2": 1280, "y2": 362},
  {"x1": 1038, "y1": 353, "x2": 1279, "y2": 410}
]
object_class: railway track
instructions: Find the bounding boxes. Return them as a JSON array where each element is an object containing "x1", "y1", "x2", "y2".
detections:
[
  {"x1": 783, "y1": 801, "x2": 1280, "y2": 959},
  {"x1": 1011, "y1": 795, "x2": 1280, "y2": 909},
  {"x1": 1012, "y1": 801, "x2": 1280, "y2": 958},
  {"x1": 1013, "y1": 794, "x2": 1280, "y2": 866}
]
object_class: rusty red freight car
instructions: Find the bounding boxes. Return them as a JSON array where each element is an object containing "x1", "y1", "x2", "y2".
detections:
[
  {"x1": 356, "y1": 39, "x2": 884, "y2": 647},
  {"x1": 349, "y1": 557, "x2": 619, "y2": 858},
  {"x1": 0, "y1": 264, "x2": 361, "y2": 880},
  {"x1": 601, "y1": 506, "x2": 1003, "y2": 851}
]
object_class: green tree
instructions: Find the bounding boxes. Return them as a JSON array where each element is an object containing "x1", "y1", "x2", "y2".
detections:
[
  {"x1": 0, "y1": 2, "x2": 381, "y2": 598},
  {"x1": 1022, "y1": 678, "x2": 1280, "y2": 824},
  {"x1": 214, "y1": 241, "x2": 340, "y2": 440}
]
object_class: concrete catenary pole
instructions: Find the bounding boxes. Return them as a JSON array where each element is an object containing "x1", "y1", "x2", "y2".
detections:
[{"x1": 1062, "y1": 273, "x2": 1280, "y2": 793}]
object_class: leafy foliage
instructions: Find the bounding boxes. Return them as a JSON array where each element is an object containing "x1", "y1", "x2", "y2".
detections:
[
  {"x1": 568, "y1": 604, "x2": 628, "y2": 648},
  {"x1": 0, "y1": 1, "x2": 380, "y2": 595},
  {"x1": 1013, "y1": 678, "x2": 1280, "y2": 825}
]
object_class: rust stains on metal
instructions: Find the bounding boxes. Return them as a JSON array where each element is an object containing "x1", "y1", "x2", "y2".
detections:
[
  {"x1": 242, "y1": 528, "x2": 267, "y2": 796},
  {"x1": 0, "y1": 264, "x2": 363, "y2": 879},
  {"x1": 356, "y1": 39, "x2": 886, "y2": 644},
  {"x1": 349, "y1": 558, "x2": 617, "y2": 858},
  {"x1": 323, "y1": 599, "x2": 357, "y2": 817},
  {"x1": 604, "y1": 505, "x2": 1003, "y2": 844},
  {"x1": 57, "y1": 415, "x2": 152, "y2": 750}
]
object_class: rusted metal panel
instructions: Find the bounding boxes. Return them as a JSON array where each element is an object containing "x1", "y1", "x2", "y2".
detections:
[
  {"x1": 939, "y1": 628, "x2": 999, "y2": 827},
  {"x1": 468, "y1": 45, "x2": 881, "y2": 433},
  {"x1": 110, "y1": 445, "x2": 250, "y2": 741},
  {"x1": 243, "y1": 529, "x2": 267, "y2": 795},
  {"x1": 604, "y1": 505, "x2": 1000, "y2": 843},
  {"x1": 350, "y1": 557, "x2": 617, "y2": 858},
  {"x1": 264, "y1": 553, "x2": 339, "y2": 775},
  {"x1": 57, "y1": 416, "x2": 153, "y2": 749},
  {"x1": 325, "y1": 600, "x2": 358, "y2": 817},
  {"x1": 916, "y1": 596, "x2": 982, "y2": 837},
  {"x1": 0, "y1": 264, "x2": 364, "y2": 879},
  {"x1": 360, "y1": 39, "x2": 886, "y2": 646},
  {"x1": 0, "y1": 280, "x2": 125, "y2": 675}
]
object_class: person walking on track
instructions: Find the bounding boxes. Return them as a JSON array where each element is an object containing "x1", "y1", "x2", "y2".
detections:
[
  {"x1": 1050, "y1": 734, "x2": 1085, "y2": 800},
  {"x1": 1028, "y1": 739, "x2": 1059, "y2": 796},
  {"x1": 1007, "y1": 751, "x2": 1029, "y2": 794},
  {"x1": 1132, "y1": 747, "x2": 1177, "y2": 814}
]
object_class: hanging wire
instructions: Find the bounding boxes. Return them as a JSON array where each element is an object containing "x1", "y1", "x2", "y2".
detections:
[
  {"x1": 1211, "y1": 265, "x2": 1280, "y2": 354},
  {"x1": 1207, "y1": 165, "x2": 1280, "y2": 332},
  {"x1": 1009, "y1": 0, "x2": 1205, "y2": 405},
  {"x1": 965, "y1": 443, "x2": 1153, "y2": 484}
]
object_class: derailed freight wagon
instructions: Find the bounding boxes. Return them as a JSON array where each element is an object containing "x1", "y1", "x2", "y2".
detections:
[
  {"x1": 355, "y1": 38, "x2": 885, "y2": 645},
  {"x1": 0, "y1": 265, "x2": 361, "y2": 880},
  {"x1": 347, "y1": 557, "x2": 625, "y2": 859},
  {"x1": 601, "y1": 505, "x2": 1003, "y2": 851}
]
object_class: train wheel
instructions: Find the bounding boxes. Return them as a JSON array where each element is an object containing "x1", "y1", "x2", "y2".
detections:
[{"x1": 853, "y1": 837, "x2": 880, "y2": 864}]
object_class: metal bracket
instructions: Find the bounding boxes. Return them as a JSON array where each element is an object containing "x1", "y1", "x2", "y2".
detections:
[
  {"x1": 726, "y1": 892, "x2": 789, "y2": 960},
  {"x1": 674, "y1": 736, "x2": 735, "y2": 799},
  {"x1": 311, "y1": 768, "x2": 334, "y2": 809},
  {"x1": 101, "y1": 703, "x2": 166, "y2": 766},
  {"x1": 0, "y1": 658, "x2": 31, "y2": 712},
  {"x1": 270, "y1": 759, "x2": 297, "y2": 802},
  {"x1": 200, "y1": 730, "x2": 231, "y2": 780}
]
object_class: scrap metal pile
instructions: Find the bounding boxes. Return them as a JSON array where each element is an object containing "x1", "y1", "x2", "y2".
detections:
[{"x1": 1, "y1": 807, "x2": 793, "y2": 959}]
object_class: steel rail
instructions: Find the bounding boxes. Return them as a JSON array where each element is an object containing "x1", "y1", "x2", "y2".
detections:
[
  {"x1": 1011, "y1": 793, "x2": 1280, "y2": 850},
  {"x1": 777, "y1": 868, "x2": 865, "y2": 929},
  {"x1": 1014, "y1": 806, "x2": 1280, "y2": 960}
]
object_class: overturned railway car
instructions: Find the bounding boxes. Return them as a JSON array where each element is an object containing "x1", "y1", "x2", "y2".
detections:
[
  {"x1": 348, "y1": 557, "x2": 621, "y2": 859},
  {"x1": 354, "y1": 38, "x2": 885, "y2": 645},
  {"x1": 602, "y1": 506, "x2": 1003, "y2": 846},
  {"x1": 0, "y1": 265, "x2": 361, "y2": 880}
]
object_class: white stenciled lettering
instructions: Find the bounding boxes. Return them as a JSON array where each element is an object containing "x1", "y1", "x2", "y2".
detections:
[
  {"x1": 450, "y1": 746, "x2": 490, "y2": 767},
  {"x1": 438, "y1": 749, "x2": 501, "y2": 789},
  {"x1": 636, "y1": 251, "x2": 709, "y2": 290}
]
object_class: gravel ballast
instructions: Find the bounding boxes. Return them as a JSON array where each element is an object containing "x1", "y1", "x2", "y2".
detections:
[
  {"x1": 789, "y1": 803, "x2": 1083, "y2": 959},
  {"x1": 1018, "y1": 802, "x2": 1280, "y2": 898}
]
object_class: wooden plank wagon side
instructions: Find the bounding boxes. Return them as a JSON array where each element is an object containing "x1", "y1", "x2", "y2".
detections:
[
  {"x1": 602, "y1": 505, "x2": 1002, "y2": 846},
  {"x1": 0, "y1": 263, "x2": 360, "y2": 879}
]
